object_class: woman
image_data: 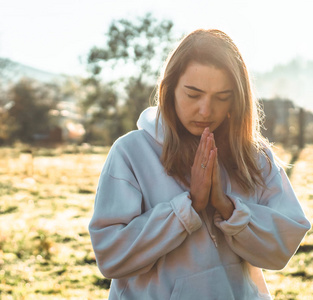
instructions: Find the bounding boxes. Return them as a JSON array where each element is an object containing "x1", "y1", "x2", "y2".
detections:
[{"x1": 89, "y1": 29, "x2": 311, "y2": 299}]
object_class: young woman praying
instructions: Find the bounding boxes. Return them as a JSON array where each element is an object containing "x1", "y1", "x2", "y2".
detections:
[{"x1": 89, "y1": 29, "x2": 311, "y2": 300}]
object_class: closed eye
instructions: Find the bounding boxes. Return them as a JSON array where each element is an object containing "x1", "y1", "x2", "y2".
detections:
[
  {"x1": 217, "y1": 96, "x2": 232, "y2": 101},
  {"x1": 216, "y1": 91, "x2": 233, "y2": 102},
  {"x1": 187, "y1": 93, "x2": 201, "y2": 99}
]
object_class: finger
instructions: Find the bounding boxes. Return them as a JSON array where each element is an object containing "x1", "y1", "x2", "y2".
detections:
[
  {"x1": 208, "y1": 133, "x2": 214, "y2": 152},
  {"x1": 197, "y1": 136, "x2": 212, "y2": 173},
  {"x1": 213, "y1": 147, "x2": 218, "y2": 169},
  {"x1": 198, "y1": 129, "x2": 210, "y2": 166},
  {"x1": 203, "y1": 148, "x2": 215, "y2": 181},
  {"x1": 212, "y1": 148, "x2": 220, "y2": 183},
  {"x1": 194, "y1": 128, "x2": 210, "y2": 167},
  {"x1": 200, "y1": 128, "x2": 210, "y2": 154},
  {"x1": 211, "y1": 133, "x2": 216, "y2": 149},
  {"x1": 201, "y1": 135, "x2": 213, "y2": 166},
  {"x1": 193, "y1": 140, "x2": 202, "y2": 167}
]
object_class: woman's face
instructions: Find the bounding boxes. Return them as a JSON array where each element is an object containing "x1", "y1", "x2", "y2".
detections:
[{"x1": 174, "y1": 61, "x2": 234, "y2": 136}]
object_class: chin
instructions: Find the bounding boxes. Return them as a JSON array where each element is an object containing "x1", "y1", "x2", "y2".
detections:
[{"x1": 189, "y1": 128, "x2": 206, "y2": 137}]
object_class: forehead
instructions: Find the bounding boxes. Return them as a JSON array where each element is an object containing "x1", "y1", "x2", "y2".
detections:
[{"x1": 178, "y1": 61, "x2": 233, "y2": 91}]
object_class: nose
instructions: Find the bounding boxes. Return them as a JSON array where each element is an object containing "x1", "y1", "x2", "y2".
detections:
[{"x1": 198, "y1": 97, "x2": 213, "y2": 118}]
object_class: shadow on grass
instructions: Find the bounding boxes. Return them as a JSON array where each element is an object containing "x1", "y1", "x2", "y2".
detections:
[
  {"x1": 290, "y1": 270, "x2": 313, "y2": 280},
  {"x1": 0, "y1": 205, "x2": 18, "y2": 214},
  {"x1": 93, "y1": 277, "x2": 111, "y2": 289},
  {"x1": 296, "y1": 244, "x2": 313, "y2": 254},
  {"x1": 83, "y1": 255, "x2": 96, "y2": 264}
]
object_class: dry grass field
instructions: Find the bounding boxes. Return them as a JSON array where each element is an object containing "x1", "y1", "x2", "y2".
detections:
[{"x1": 0, "y1": 144, "x2": 312, "y2": 300}]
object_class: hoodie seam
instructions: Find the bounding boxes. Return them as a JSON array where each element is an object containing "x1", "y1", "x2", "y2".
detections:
[{"x1": 107, "y1": 173, "x2": 142, "y2": 193}]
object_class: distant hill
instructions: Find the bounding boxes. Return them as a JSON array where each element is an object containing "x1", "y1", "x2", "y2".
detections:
[
  {"x1": 0, "y1": 58, "x2": 65, "y2": 84},
  {"x1": 253, "y1": 58, "x2": 313, "y2": 112},
  {"x1": 1, "y1": 57, "x2": 313, "y2": 112}
]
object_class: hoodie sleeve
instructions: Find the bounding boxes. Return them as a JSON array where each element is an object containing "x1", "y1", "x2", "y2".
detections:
[
  {"x1": 88, "y1": 143, "x2": 202, "y2": 279},
  {"x1": 214, "y1": 150, "x2": 311, "y2": 270}
]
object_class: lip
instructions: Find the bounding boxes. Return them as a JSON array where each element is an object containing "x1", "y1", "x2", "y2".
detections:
[{"x1": 194, "y1": 121, "x2": 213, "y2": 128}]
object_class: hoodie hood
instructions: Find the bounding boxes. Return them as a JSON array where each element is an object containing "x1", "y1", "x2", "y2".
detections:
[{"x1": 137, "y1": 106, "x2": 164, "y2": 144}]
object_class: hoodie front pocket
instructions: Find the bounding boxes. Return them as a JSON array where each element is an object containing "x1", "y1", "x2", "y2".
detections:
[{"x1": 170, "y1": 262, "x2": 258, "y2": 300}]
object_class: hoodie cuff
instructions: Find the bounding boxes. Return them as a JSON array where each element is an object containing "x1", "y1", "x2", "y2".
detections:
[
  {"x1": 170, "y1": 192, "x2": 202, "y2": 234},
  {"x1": 214, "y1": 195, "x2": 251, "y2": 236}
]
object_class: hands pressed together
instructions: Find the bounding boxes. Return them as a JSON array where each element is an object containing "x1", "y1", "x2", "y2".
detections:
[{"x1": 190, "y1": 128, "x2": 234, "y2": 220}]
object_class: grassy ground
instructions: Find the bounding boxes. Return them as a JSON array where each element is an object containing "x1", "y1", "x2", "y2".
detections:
[
  {"x1": 263, "y1": 145, "x2": 313, "y2": 300},
  {"x1": 0, "y1": 144, "x2": 312, "y2": 299},
  {"x1": 0, "y1": 145, "x2": 110, "y2": 300}
]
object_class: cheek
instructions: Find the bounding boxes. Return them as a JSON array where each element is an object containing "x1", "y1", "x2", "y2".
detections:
[
  {"x1": 174, "y1": 102, "x2": 185, "y2": 122},
  {"x1": 214, "y1": 108, "x2": 230, "y2": 124},
  {"x1": 177, "y1": 101, "x2": 193, "y2": 122},
  {"x1": 174, "y1": 95, "x2": 187, "y2": 115},
  {"x1": 220, "y1": 103, "x2": 232, "y2": 116}
]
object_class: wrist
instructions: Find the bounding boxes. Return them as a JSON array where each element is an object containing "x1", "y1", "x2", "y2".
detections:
[
  {"x1": 214, "y1": 194, "x2": 234, "y2": 220},
  {"x1": 189, "y1": 194, "x2": 206, "y2": 214}
]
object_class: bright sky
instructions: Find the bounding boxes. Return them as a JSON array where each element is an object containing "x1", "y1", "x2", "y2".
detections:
[{"x1": 0, "y1": 0, "x2": 313, "y2": 76}]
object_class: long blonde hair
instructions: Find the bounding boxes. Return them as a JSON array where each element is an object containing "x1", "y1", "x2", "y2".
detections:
[{"x1": 157, "y1": 29, "x2": 270, "y2": 193}]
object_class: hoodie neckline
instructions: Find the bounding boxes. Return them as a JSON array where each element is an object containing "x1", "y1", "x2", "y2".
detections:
[{"x1": 137, "y1": 106, "x2": 164, "y2": 145}]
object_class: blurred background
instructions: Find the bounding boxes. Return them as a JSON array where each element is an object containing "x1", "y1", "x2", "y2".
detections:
[{"x1": 0, "y1": 0, "x2": 312, "y2": 299}]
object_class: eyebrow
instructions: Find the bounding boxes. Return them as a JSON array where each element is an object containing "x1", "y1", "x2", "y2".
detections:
[
  {"x1": 216, "y1": 89, "x2": 233, "y2": 95},
  {"x1": 184, "y1": 85, "x2": 205, "y2": 93},
  {"x1": 184, "y1": 85, "x2": 233, "y2": 95}
]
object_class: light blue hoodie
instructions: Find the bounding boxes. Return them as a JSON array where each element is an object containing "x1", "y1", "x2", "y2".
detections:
[{"x1": 89, "y1": 106, "x2": 311, "y2": 300}]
